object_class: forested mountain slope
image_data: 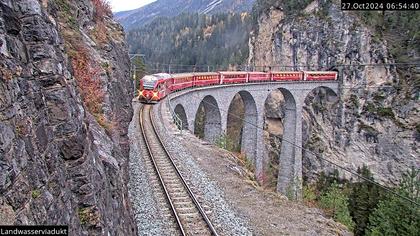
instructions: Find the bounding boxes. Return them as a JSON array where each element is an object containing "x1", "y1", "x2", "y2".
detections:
[
  {"x1": 127, "y1": 13, "x2": 253, "y2": 71},
  {"x1": 115, "y1": 0, "x2": 255, "y2": 29}
]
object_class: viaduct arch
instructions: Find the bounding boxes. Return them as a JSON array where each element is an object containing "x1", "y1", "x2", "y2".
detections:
[{"x1": 169, "y1": 81, "x2": 338, "y2": 199}]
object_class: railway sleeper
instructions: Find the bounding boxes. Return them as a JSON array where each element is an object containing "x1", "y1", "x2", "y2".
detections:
[
  {"x1": 172, "y1": 196, "x2": 190, "y2": 202},
  {"x1": 174, "y1": 201, "x2": 195, "y2": 206},
  {"x1": 170, "y1": 192, "x2": 189, "y2": 197},
  {"x1": 166, "y1": 183, "x2": 184, "y2": 188},
  {"x1": 176, "y1": 206, "x2": 197, "y2": 213}
]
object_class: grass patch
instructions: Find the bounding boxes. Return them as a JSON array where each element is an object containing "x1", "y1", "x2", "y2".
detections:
[
  {"x1": 349, "y1": 94, "x2": 360, "y2": 108},
  {"x1": 303, "y1": 184, "x2": 317, "y2": 207},
  {"x1": 31, "y1": 190, "x2": 41, "y2": 199},
  {"x1": 215, "y1": 133, "x2": 240, "y2": 152},
  {"x1": 363, "y1": 102, "x2": 395, "y2": 120},
  {"x1": 376, "y1": 107, "x2": 394, "y2": 119},
  {"x1": 78, "y1": 207, "x2": 100, "y2": 226}
]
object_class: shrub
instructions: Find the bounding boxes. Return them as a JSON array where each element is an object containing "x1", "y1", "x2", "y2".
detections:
[
  {"x1": 320, "y1": 183, "x2": 355, "y2": 231},
  {"x1": 91, "y1": 0, "x2": 111, "y2": 43},
  {"x1": 348, "y1": 166, "x2": 385, "y2": 236},
  {"x1": 95, "y1": 113, "x2": 115, "y2": 132},
  {"x1": 31, "y1": 190, "x2": 41, "y2": 199},
  {"x1": 78, "y1": 207, "x2": 100, "y2": 226},
  {"x1": 214, "y1": 133, "x2": 238, "y2": 152},
  {"x1": 70, "y1": 45, "x2": 105, "y2": 116},
  {"x1": 367, "y1": 168, "x2": 420, "y2": 236},
  {"x1": 303, "y1": 184, "x2": 317, "y2": 207},
  {"x1": 349, "y1": 94, "x2": 360, "y2": 108},
  {"x1": 92, "y1": 0, "x2": 111, "y2": 20},
  {"x1": 376, "y1": 107, "x2": 394, "y2": 119}
]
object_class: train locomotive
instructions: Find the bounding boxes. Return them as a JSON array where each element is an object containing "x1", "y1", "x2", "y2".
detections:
[{"x1": 138, "y1": 71, "x2": 338, "y2": 103}]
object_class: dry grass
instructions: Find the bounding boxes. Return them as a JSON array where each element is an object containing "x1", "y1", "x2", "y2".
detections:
[
  {"x1": 95, "y1": 113, "x2": 117, "y2": 132},
  {"x1": 0, "y1": 67, "x2": 13, "y2": 80},
  {"x1": 71, "y1": 44, "x2": 104, "y2": 116},
  {"x1": 93, "y1": 20, "x2": 108, "y2": 44},
  {"x1": 92, "y1": 0, "x2": 112, "y2": 20},
  {"x1": 91, "y1": 0, "x2": 111, "y2": 43}
]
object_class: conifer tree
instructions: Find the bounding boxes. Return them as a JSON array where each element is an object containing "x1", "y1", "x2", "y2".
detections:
[
  {"x1": 320, "y1": 182, "x2": 355, "y2": 231},
  {"x1": 348, "y1": 166, "x2": 384, "y2": 236},
  {"x1": 367, "y1": 168, "x2": 420, "y2": 236}
]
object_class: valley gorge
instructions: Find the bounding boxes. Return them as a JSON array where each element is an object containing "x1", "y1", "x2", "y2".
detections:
[{"x1": 250, "y1": 0, "x2": 419, "y2": 185}]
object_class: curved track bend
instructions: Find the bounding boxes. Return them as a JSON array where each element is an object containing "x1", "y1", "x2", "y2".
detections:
[{"x1": 140, "y1": 105, "x2": 218, "y2": 236}]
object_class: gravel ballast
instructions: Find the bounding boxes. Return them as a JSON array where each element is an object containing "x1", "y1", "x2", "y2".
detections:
[{"x1": 128, "y1": 102, "x2": 172, "y2": 235}]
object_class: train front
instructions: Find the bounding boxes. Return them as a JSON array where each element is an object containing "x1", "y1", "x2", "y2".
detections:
[{"x1": 138, "y1": 75, "x2": 160, "y2": 103}]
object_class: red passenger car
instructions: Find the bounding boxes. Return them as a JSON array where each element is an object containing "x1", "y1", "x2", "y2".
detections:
[
  {"x1": 304, "y1": 71, "x2": 338, "y2": 81},
  {"x1": 248, "y1": 72, "x2": 271, "y2": 82},
  {"x1": 170, "y1": 73, "x2": 194, "y2": 91},
  {"x1": 271, "y1": 71, "x2": 302, "y2": 81},
  {"x1": 193, "y1": 72, "x2": 220, "y2": 87},
  {"x1": 220, "y1": 71, "x2": 248, "y2": 84}
]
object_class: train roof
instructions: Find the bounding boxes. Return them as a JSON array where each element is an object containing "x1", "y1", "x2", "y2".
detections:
[
  {"x1": 270, "y1": 71, "x2": 302, "y2": 74},
  {"x1": 192, "y1": 72, "x2": 219, "y2": 76},
  {"x1": 172, "y1": 73, "x2": 194, "y2": 78},
  {"x1": 171, "y1": 72, "x2": 219, "y2": 78},
  {"x1": 218, "y1": 71, "x2": 248, "y2": 75},
  {"x1": 302, "y1": 71, "x2": 337, "y2": 74},
  {"x1": 153, "y1": 73, "x2": 172, "y2": 79}
]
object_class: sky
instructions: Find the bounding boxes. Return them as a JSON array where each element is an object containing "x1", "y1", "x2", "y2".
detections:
[{"x1": 109, "y1": 0, "x2": 156, "y2": 12}]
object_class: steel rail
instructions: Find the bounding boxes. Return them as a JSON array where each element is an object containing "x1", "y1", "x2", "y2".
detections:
[
  {"x1": 148, "y1": 105, "x2": 219, "y2": 236},
  {"x1": 141, "y1": 105, "x2": 219, "y2": 235},
  {"x1": 139, "y1": 105, "x2": 186, "y2": 236}
]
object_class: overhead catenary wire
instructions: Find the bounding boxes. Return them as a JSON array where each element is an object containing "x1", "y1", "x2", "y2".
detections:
[
  {"x1": 135, "y1": 62, "x2": 420, "y2": 76},
  {"x1": 181, "y1": 91, "x2": 420, "y2": 207},
  {"x1": 141, "y1": 62, "x2": 420, "y2": 70}
]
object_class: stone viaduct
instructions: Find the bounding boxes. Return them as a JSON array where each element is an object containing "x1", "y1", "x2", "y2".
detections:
[{"x1": 167, "y1": 81, "x2": 338, "y2": 199}]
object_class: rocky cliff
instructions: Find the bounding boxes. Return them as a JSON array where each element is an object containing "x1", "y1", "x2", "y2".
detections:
[
  {"x1": 0, "y1": 0, "x2": 136, "y2": 235},
  {"x1": 251, "y1": 1, "x2": 419, "y2": 184}
]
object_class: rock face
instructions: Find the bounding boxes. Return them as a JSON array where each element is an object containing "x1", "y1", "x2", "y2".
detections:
[
  {"x1": 0, "y1": 0, "x2": 136, "y2": 235},
  {"x1": 251, "y1": 1, "x2": 419, "y2": 184}
]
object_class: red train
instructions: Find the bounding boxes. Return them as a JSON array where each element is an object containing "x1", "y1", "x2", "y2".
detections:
[{"x1": 138, "y1": 71, "x2": 338, "y2": 103}]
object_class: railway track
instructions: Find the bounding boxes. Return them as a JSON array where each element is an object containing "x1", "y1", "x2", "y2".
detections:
[{"x1": 140, "y1": 105, "x2": 218, "y2": 236}]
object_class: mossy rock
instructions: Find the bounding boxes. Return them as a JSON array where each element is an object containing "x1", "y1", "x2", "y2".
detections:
[{"x1": 31, "y1": 190, "x2": 41, "y2": 199}]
